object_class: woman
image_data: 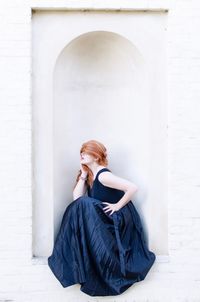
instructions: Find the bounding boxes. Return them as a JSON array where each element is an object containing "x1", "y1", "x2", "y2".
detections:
[{"x1": 48, "y1": 139, "x2": 156, "y2": 296}]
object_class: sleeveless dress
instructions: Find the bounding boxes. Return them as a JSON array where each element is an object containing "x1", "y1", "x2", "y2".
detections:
[{"x1": 47, "y1": 168, "x2": 156, "y2": 296}]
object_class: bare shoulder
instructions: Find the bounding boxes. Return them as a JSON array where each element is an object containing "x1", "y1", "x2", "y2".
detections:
[{"x1": 98, "y1": 171, "x2": 138, "y2": 192}]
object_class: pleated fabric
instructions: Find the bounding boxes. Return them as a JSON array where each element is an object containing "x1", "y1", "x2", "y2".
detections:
[{"x1": 47, "y1": 168, "x2": 156, "y2": 296}]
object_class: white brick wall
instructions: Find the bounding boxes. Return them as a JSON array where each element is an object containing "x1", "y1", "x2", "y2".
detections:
[{"x1": 0, "y1": 0, "x2": 200, "y2": 301}]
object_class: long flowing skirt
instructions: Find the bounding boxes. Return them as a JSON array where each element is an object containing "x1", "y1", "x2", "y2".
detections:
[{"x1": 47, "y1": 196, "x2": 156, "y2": 296}]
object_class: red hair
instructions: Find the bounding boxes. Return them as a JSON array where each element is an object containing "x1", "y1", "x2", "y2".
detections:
[{"x1": 74, "y1": 139, "x2": 108, "y2": 189}]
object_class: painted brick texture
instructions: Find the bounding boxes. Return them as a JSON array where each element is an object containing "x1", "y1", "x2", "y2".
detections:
[{"x1": 0, "y1": 1, "x2": 200, "y2": 301}]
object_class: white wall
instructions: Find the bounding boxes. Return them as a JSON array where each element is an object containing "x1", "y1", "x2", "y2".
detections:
[{"x1": 0, "y1": 1, "x2": 200, "y2": 301}]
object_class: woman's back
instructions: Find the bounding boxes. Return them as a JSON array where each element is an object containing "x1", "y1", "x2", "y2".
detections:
[{"x1": 87, "y1": 168, "x2": 125, "y2": 203}]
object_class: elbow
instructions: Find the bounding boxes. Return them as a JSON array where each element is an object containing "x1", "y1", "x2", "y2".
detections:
[
  {"x1": 73, "y1": 192, "x2": 78, "y2": 201},
  {"x1": 73, "y1": 193, "x2": 85, "y2": 201},
  {"x1": 130, "y1": 185, "x2": 138, "y2": 193},
  {"x1": 73, "y1": 195, "x2": 79, "y2": 201}
]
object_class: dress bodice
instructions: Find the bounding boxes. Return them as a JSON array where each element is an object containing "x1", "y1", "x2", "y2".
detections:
[{"x1": 87, "y1": 168, "x2": 125, "y2": 203}]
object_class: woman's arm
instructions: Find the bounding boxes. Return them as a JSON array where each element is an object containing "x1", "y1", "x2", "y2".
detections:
[
  {"x1": 73, "y1": 175, "x2": 88, "y2": 200},
  {"x1": 99, "y1": 172, "x2": 138, "y2": 210},
  {"x1": 73, "y1": 163, "x2": 88, "y2": 200}
]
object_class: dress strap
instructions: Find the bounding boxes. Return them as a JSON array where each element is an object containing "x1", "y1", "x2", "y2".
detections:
[
  {"x1": 95, "y1": 168, "x2": 111, "y2": 181},
  {"x1": 96, "y1": 167, "x2": 110, "y2": 176}
]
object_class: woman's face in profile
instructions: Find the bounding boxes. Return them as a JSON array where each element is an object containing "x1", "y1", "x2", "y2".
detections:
[{"x1": 80, "y1": 151, "x2": 96, "y2": 166}]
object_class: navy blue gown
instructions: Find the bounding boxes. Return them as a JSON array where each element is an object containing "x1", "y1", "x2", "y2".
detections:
[{"x1": 48, "y1": 167, "x2": 156, "y2": 296}]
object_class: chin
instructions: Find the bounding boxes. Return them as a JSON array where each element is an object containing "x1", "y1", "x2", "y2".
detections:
[{"x1": 81, "y1": 161, "x2": 87, "y2": 165}]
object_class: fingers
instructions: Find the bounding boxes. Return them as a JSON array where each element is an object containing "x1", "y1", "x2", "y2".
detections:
[
  {"x1": 103, "y1": 206, "x2": 114, "y2": 215},
  {"x1": 103, "y1": 205, "x2": 110, "y2": 210},
  {"x1": 102, "y1": 202, "x2": 116, "y2": 216},
  {"x1": 103, "y1": 205, "x2": 109, "y2": 209},
  {"x1": 103, "y1": 205, "x2": 111, "y2": 212},
  {"x1": 102, "y1": 202, "x2": 109, "y2": 210}
]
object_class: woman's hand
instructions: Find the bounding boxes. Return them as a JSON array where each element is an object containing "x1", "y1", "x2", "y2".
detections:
[
  {"x1": 80, "y1": 163, "x2": 88, "y2": 178},
  {"x1": 102, "y1": 202, "x2": 121, "y2": 216}
]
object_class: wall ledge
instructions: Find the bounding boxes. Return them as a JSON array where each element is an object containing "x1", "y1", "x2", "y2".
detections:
[{"x1": 31, "y1": 254, "x2": 170, "y2": 265}]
